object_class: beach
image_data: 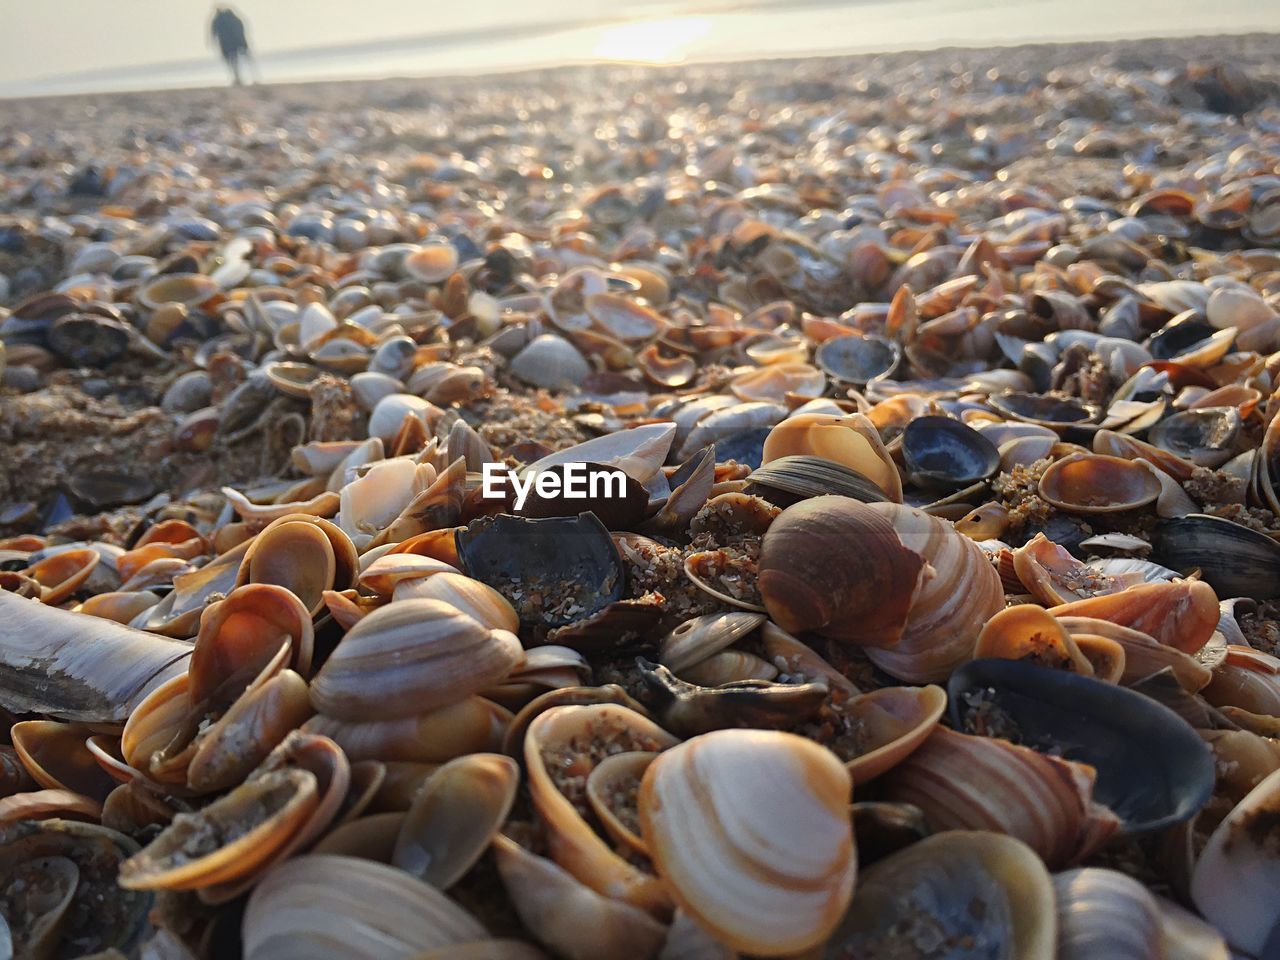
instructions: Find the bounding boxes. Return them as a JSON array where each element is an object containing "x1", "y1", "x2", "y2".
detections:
[{"x1": 0, "y1": 31, "x2": 1279, "y2": 959}]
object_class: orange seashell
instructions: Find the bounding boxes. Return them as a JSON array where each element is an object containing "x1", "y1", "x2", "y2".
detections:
[
  {"x1": 1011, "y1": 533, "x2": 1139, "y2": 606},
  {"x1": 1201, "y1": 645, "x2": 1280, "y2": 716},
  {"x1": 975, "y1": 604, "x2": 1094, "y2": 675},
  {"x1": 842, "y1": 684, "x2": 947, "y2": 782},
  {"x1": 1051, "y1": 580, "x2": 1218, "y2": 655},
  {"x1": 761, "y1": 413, "x2": 903, "y2": 502}
]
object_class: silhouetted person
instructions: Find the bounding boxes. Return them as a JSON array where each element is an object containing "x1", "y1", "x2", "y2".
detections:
[{"x1": 210, "y1": 6, "x2": 252, "y2": 86}]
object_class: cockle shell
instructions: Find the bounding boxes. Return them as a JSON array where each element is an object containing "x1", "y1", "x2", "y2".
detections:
[
  {"x1": 638, "y1": 729, "x2": 855, "y2": 956},
  {"x1": 761, "y1": 413, "x2": 902, "y2": 501}
]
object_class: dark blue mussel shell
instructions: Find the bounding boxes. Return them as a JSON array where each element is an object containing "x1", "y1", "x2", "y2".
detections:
[{"x1": 948, "y1": 658, "x2": 1214, "y2": 834}]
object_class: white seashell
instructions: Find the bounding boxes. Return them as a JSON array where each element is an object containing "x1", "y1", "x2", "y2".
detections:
[
  {"x1": 638, "y1": 728, "x2": 855, "y2": 956},
  {"x1": 349, "y1": 371, "x2": 404, "y2": 413},
  {"x1": 367, "y1": 393, "x2": 438, "y2": 442},
  {"x1": 298, "y1": 302, "x2": 337, "y2": 350},
  {"x1": 337, "y1": 457, "x2": 432, "y2": 550},
  {"x1": 508, "y1": 334, "x2": 591, "y2": 390},
  {"x1": 525, "y1": 422, "x2": 676, "y2": 484},
  {"x1": 1191, "y1": 766, "x2": 1280, "y2": 955}
]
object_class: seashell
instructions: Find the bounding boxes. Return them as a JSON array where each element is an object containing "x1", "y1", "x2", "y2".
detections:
[
  {"x1": 350, "y1": 370, "x2": 403, "y2": 412},
  {"x1": 263, "y1": 360, "x2": 322, "y2": 399},
  {"x1": 824, "y1": 831, "x2": 1056, "y2": 960},
  {"x1": 493, "y1": 834, "x2": 666, "y2": 960},
  {"x1": 658, "y1": 612, "x2": 766, "y2": 673},
  {"x1": 396, "y1": 571, "x2": 519, "y2": 632},
  {"x1": 360, "y1": 553, "x2": 459, "y2": 598},
  {"x1": 186, "y1": 668, "x2": 313, "y2": 794},
  {"x1": 0, "y1": 591, "x2": 191, "y2": 723},
  {"x1": 367, "y1": 393, "x2": 441, "y2": 441},
  {"x1": 585, "y1": 751, "x2": 655, "y2": 854},
  {"x1": 1053, "y1": 867, "x2": 1165, "y2": 960},
  {"x1": 678, "y1": 402, "x2": 786, "y2": 464},
  {"x1": 648, "y1": 446, "x2": 716, "y2": 534},
  {"x1": 729, "y1": 363, "x2": 825, "y2": 404},
  {"x1": 881, "y1": 724, "x2": 1119, "y2": 868},
  {"x1": 243, "y1": 853, "x2": 489, "y2": 960},
  {"x1": 840, "y1": 684, "x2": 947, "y2": 782},
  {"x1": 1012, "y1": 532, "x2": 1139, "y2": 605},
  {"x1": 11, "y1": 720, "x2": 117, "y2": 803},
  {"x1": 369, "y1": 335, "x2": 418, "y2": 380},
  {"x1": 304, "y1": 696, "x2": 511, "y2": 764},
  {"x1": 1038, "y1": 453, "x2": 1161, "y2": 513},
  {"x1": 1152, "y1": 513, "x2": 1280, "y2": 601},
  {"x1": 525, "y1": 703, "x2": 678, "y2": 914},
  {"x1": 987, "y1": 390, "x2": 1099, "y2": 430},
  {"x1": 311, "y1": 811, "x2": 405, "y2": 861},
  {"x1": 949, "y1": 659, "x2": 1213, "y2": 834},
  {"x1": 297, "y1": 302, "x2": 338, "y2": 349},
  {"x1": 1148, "y1": 407, "x2": 1241, "y2": 468},
  {"x1": 22, "y1": 546, "x2": 99, "y2": 604},
  {"x1": 458, "y1": 513, "x2": 626, "y2": 628},
  {"x1": 1191, "y1": 767, "x2": 1280, "y2": 956},
  {"x1": 527, "y1": 422, "x2": 676, "y2": 485},
  {"x1": 762, "y1": 413, "x2": 902, "y2": 502},
  {"x1": 0, "y1": 819, "x2": 150, "y2": 958},
  {"x1": 639, "y1": 660, "x2": 828, "y2": 738},
  {"x1": 637, "y1": 728, "x2": 855, "y2": 956},
  {"x1": 404, "y1": 242, "x2": 461, "y2": 284},
  {"x1": 1093, "y1": 428, "x2": 1196, "y2": 482},
  {"x1": 585, "y1": 292, "x2": 664, "y2": 342},
  {"x1": 637, "y1": 343, "x2": 696, "y2": 388},
  {"x1": 744, "y1": 454, "x2": 890, "y2": 508},
  {"x1": 814, "y1": 333, "x2": 902, "y2": 385},
  {"x1": 138, "y1": 273, "x2": 218, "y2": 311},
  {"x1": 1054, "y1": 616, "x2": 1210, "y2": 690},
  {"x1": 509, "y1": 334, "x2": 592, "y2": 390},
  {"x1": 392, "y1": 753, "x2": 519, "y2": 888},
  {"x1": 1202, "y1": 645, "x2": 1280, "y2": 716},
  {"x1": 236, "y1": 514, "x2": 358, "y2": 616},
  {"x1": 975, "y1": 603, "x2": 1095, "y2": 674},
  {"x1": 900, "y1": 416, "x2": 999, "y2": 487},
  {"x1": 310, "y1": 599, "x2": 522, "y2": 721},
  {"x1": 1051, "y1": 579, "x2": 1218, "y2": 654},
  {"x1": 683, "y1": 549, "x2": 766, "y2": 612}
]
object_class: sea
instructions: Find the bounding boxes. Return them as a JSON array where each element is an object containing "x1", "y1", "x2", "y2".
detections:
[{"x1": 3, "y1": 0, "x2": 1279, "y2": 99}]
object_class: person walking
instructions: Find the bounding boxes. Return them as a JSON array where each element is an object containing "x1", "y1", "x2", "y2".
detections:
[{"x1": 210, "y1": 6, "x2": 253, "y2": 86}]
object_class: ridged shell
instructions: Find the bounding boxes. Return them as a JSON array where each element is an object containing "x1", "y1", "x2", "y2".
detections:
[
  {"x1": 638, "y1": 729, "x2": 855, "y2": 957},
  {"x1": 881, "y1": 726, "x2": 1119, "y2": 868},
  {"x1": 310, "y1": 599, "x2": 523, "y2": 721}
]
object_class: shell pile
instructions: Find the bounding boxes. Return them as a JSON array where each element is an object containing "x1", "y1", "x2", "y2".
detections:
[{"x1": 3, "y1": 32, "x2": 1280, "y2": 960}]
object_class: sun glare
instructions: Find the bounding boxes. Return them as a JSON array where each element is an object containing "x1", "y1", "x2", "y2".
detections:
[{"x1": 590, "y1": 16, "x2": 713, "y2": 65}]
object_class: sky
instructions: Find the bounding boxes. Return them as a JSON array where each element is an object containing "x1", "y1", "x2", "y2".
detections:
[{"x1": 0, "y1": 0, "x2": 1277, "y2": 96}]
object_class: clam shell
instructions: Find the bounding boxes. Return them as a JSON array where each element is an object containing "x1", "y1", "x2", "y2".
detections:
[
  {"x1": 901, "y1": 416, "x2": 999, "y2": 487},
  {"x1": 948, "y1": 659, "x2": 1214, "y2": 834},
  {"x1": 658, "y1": 612, "x2": 766, "y2": 674},
  {"x1": 310, "y1": 599, "x2": 523, "y2": 721},
  {"x1": 243, "y1": 854, "x2": 488, "y2": 960},
  {"x1": 509, "y1": 335, "x2": 591, "y2": 390},
  {"x1": 638, "y1": 729, "x2": 855, "y2": 956},
  {"x1": 881, "y1": 724, "x2": 1119, "y2": 868},
  {"x1": 525, "y1": 703, "x2": 678, "y2": 914},
  {"x1": 493, "y1": 834, "x2": 666, "y2": 960},
  {"x1": 392, "y1": 753, "x2": 518, "y2": 889},
  {"x1": 1053, "y1": 868, "x2": 1163, "y2": 960},
  {"x1": 0, "y1": 591, "x2": 191, "y2": 723},
  {"x1": 1050, "y1": 579, "x2": 1219, "y2": 654},
  {"x1": 824, "y1": 831, "x2": 1056, "y2": 960},
  {"x1": 814, "y1": 333, "x2": 902, "y2": 385},
  {"x1": 743, "y1": 455, "x2": 889, "y2": 507},
  {"x1": 1152, "y1": 514, "x2": 1280, "y2": 601},
  {"x1": 762, "y1": 413, "x2": 903, "y2": 502},
  {"x1": 1191, "y1": 767, "x2": 1280, "y2": 955},
  {"x1": 1038, "y1": 453, "x2": 1161, "y2": 513}
]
